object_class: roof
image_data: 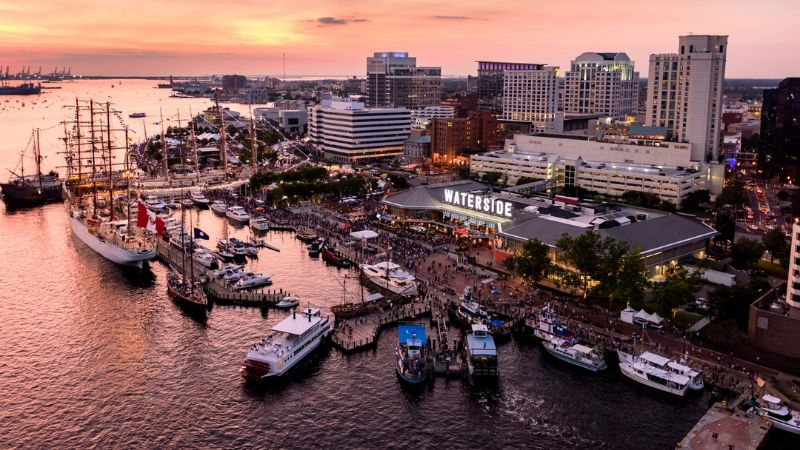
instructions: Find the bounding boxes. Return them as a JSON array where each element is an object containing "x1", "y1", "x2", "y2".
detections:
[
  {"x1": 350, "y1": 229, "x2": 379, "y2": 240},
  {"x1": 466, "y1": 333, "x2": 497, "y2": 355},
  {"x1": 500, "y1": 217, "x2": 587, "y2": 247},
  {"x1": 640, "y1": 351, "x2": 670, "y2": 366},
  {"x1": 600, "y1": 215, "x2": 717, "y2": 255},
  {"x1": 398, "y1": 324, "x2": 427, "y2": 345},
  {"x1": 271, "y1": 311, "x2": 323, "y2": 335},
  {"x1": 572, "y1": 344, "x2": 595, "y2": 354}
]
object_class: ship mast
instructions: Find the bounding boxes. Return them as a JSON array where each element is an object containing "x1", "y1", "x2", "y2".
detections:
[
  {"x1": 160, "y1": 108, "x2": 169, "y2": 184},
  {"x1": 75, "y1": 99, "x2": 82, "y2": 184},
  {"x1": 125, "y1": 127, "x2": 132, "y2": 235},
  {"x1": 89, "y1": 100, "x2": 98, "y2": 217},
  {"x1": 216, "y1": 95, "x2": 228, "y2": 174},
  {"x1": 249, "y1": 108, "x2": 257, "y2": 172},
  {"x1": 106, "y1": 102, "x2": 115, "y2": 222},
  {"x1": 191, "y1": 126, "x2": 200, "y2": 184},
  {"x1": 35, "y1": 128, "x2": 43, "y2": 192},
  {"x1": 177, "y1": 109, "x2": 185, "y2": 175}
]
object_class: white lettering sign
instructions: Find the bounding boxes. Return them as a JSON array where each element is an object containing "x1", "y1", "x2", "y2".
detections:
[{"x1": 442, "y1": 189, "x2": 513, "y2": 218}]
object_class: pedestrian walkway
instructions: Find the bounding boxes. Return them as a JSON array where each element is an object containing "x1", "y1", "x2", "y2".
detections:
[{"x1": 331, "y1": 302, "x2": 431, "y2": 352}]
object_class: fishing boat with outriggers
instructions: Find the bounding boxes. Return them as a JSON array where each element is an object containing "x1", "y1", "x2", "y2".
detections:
[
  {"x1": 465, "y1": 323, "x2": 498, "y2": 384},
  {"x1": 241, "y1": 307, "x2": 332, "y2": 382},
  {"x1": 62, "y1": 99, "x2": 156, "y2": 268},
  {"x1": 1, "y1": 129, "x2": 63, "y2": 207},
  {"x1": 532, "y1": 304, "x2": 607, "y2": 372},
  {"x1": 395, "y1": 323, "x2": 432, "y2": 386}
]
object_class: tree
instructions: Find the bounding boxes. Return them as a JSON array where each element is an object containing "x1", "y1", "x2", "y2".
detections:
[
  {"x1": 658, "y1": 200, "x2": 678, "y2": 213},
  {"x1": 556, "y1": 231, "x2": 603, "y2": 297},
  {"x1": 714, "y1": 208, "x2": 736, "y2": 243},
  {"x1": 730, "y1": 238, "x2": 765, "y2": 269},
  {"x1": 514, "y1": 239, "x2": 552, "y2": 284},
  {"x1": 707, "y1": 278, "x2": 770, "y2": 330},
  {"x1": 715, "y1": 180, "x2": 746, "y2": 207},
  {"x1": 762, "y1": 228, "x2": 789, "y2": 264},
  {"x1": 516, "y1": 176, "x2": 540, "y2": 186},
  {"x1": 613, "y1": 249, "x2": 649, "y2": 308},
  {"x1": 652, "y1": 266, "x2": 703, "y2": 316},
  {"x1": 388, "y1": 173, "x2": 409, "y2": 190},
  {"x1": 680, "y1": 190, "x2": 711, "y2": 211},
  {"x1": 482, "y1": 171, "x2": 502, "y2": 185}
]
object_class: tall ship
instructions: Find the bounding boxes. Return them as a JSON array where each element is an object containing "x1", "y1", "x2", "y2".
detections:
[
  {"x1": 0, "y1": 82, "x2": 41, "y2": 95},
  {"x1": 395, "y1": 324, "x2": 432, "y2": 386},
  {"x1": 241, "y1": 307, "x2": 332, "y2": 382},
  {"x1": 359, "y1": 261, "x2": 417, "y2": 297},
  {"x1": 1, "y1": 129, "x2": 63, "y2": 207},
  {"x1": 166, "y1": 199, "x2": 209, "y2": 315},
  {"x1": 62, "y1": 99, "x2": 156, "y2": 268},
  {"x1": 464, "y1": 323, "x2": 498, "y2": 383},
  {"x1": 532, "y1": 305, "x2": 607, "y2": 372}
]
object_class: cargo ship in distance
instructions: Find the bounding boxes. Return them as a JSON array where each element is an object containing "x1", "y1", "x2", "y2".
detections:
[{"x1": 0, "y1": 82, "x2": 42, "y2": 95}]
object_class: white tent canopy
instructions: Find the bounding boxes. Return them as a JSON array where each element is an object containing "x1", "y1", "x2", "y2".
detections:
[
  {"x1": 647, "y1": 312, "x2": 664, "y2": 324},
  {"x1": 633, "y1": 309, "x2": 650, "y2": 320},
  {"x1": 350, "y1": 230, "x2": 378, "y2": 241},
  {"x1": 620, "y1": 306, "x2": 637, "y2": 324}
]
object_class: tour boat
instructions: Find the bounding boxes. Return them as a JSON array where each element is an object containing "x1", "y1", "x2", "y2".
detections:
[
  {"x1": 295, "y1": 226, "x2": 318, "y2": 243},
  {"x1": 69, "y1": 214, "x2": 156, "y2": 268},
  {"x1": 307, "y1": 238, "x2": 324, "y2": 257},
  {"x1": 359, "y1": 261, "x2": 417, "y2": 297},
  {"x1": 234, "y1": 273, "x2": 273, "y2": 290},
  {"x1": 210, "y1": 200, "x2": 227, "y2": 215},
  {"x1": 250, "y1": 216, "x2": 270, "y2": 232},
  {"x1": 465, "y1": 323, "x2": 498, "y2": 383},
  {"x1": 190, "y1": 192, "x2": 210, "y2": 208},
  {"x1": 276, "y1": 296, "x2": 300, "y2": 309},
  {"x1": 395, "y1": 324, "x2": 432, "y2": 386},
  {"x1": 241, "y1": 307, "x2": 332, "y2": 381},
  {"x1": 748, "y1": 394, "x2": 800, "y2": 434},
  {"x1": 533, "y1": 305, "x2": 607, "y2": 371},
  {"x1": 226, "y1": 205, "x2": 250, "y2": 223},
  {"x1": 617, "y1": 350, "x2": 690, "y2": 396},
  {"x1": 454, "y1": 287, "x2": 488, "y2": 326}
]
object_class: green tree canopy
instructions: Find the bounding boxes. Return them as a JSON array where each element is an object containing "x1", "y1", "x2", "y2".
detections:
[
  {"x1": 482, "y1": 171, "x2": 502, "y2": 185},
  {"x1": 715, "y1": 180, "x2": 746, "y2": 207},
  {"x1": 762, "y1": 228, "x2": 789, "y2": 264},
  {"x1": 652, "y1": 266, "x2": 703, "y2": 316},
  {"x1": 514, "y1": 239, "x2": 552, "y2": 284},
  {"x1": 730, "y1": 238, "x2": 765, "y2": 269},
  {"x1": 680, "y1": 190, "x2": 711, "y2": 211}
]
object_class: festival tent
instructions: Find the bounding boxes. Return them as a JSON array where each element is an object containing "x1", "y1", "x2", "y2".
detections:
[
  {"x1": 646, "y1": 312, "x2": 664, "y2": 324},
  {"x1": 620, "y1": 306, "x2": 637, "y2": 324},
  {"x1": 350, "y1": 230, "x2": 378, "y2": 241},
  {"x1": 633, "y1": 309, "x2": 651, "y2": 321}
]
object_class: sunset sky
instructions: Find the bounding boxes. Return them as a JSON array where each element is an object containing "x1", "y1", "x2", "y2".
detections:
[{"x1": 0, "y1": 0, "x2": 797, "y2": 78}]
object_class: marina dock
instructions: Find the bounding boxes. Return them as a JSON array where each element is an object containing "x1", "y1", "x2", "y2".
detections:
[
  {"x1": 331, "y1": 301, "x2": 432, "y2": 352},
  {"x1": 677, "y1": 402, "x2": 771, "y2": 450}
]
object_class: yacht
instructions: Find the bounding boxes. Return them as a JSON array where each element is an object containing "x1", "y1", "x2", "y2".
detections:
[
  {"x1": 465, "y1": 323, "x2": 498, "y2": 383},
  {"x1": 533, "y1": 306, "x2": 607, "y2": 372},
  {"x1": 308, "y1": 238, "x2": 324, "y2": 257},
  {"x1": 180, "y1": 198, "x2": 193, "y2": 208},
  {"x1": 226, "y1": 205, "x2": 250, "y2": 223},
  {"x1": 276, "y1": 296, "x2": 300, "y2": 309},
  {"x1": 234, "y1": 273, "x2": 273, "y2": 290},
  {"x1": 241, "y1": 307, "x2": 332, "y2": 381},
  {"x1": 210, "y1": 200, "x2": 227, "y2": 215},
  {"x1": 250, "y1": 216, "x2": 270, "y2": 232},
  {"x1": 454, "y1": 287, "x2": 488, "y2": 326},
  {"x1": 748, "y1": 394, "x2": 800, "y2": 434},
  {"x1": 666, "y1": 360, "x2": 704, "y2": 390},
  {"x1": 223, "y1": 270, "x2": 249, "y2": 284},
  {"x1": 359, "y1": 261, "x2": 417, "y2": 297},
  {"x1": 143, "y1": 196, "x2": 167, "y2": 213},
  {"x1": 395, "y1": 324, "x2": 432, "y2": 386},
  {"x1": 617, "y1": 350, "x2": 690, "y2": 396},
  {"x1": 169, "y1": 231, "x2": 193, "y2": 250},
  {"x1": 193, "y1": 249, "x2": 218, "y2": 269},
  {"x1": 190, "y1": 192, "x2": 210, "y2": 208}
]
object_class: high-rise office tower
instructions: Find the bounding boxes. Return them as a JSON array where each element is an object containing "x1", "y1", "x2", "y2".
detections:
[
  {"x1": 760, "y1": 78, "x2": 800, "y2": 180},
  {"x1": 501, "y1": 66, "x2": 560, "y2": 134},
  {"x1": 563, "y1": 52, "x2": 639, "y2": 119},
  {"x1": 476, "y1": 61, "x2": 543, "y2": 113},
  {"x1": 646, "y1": 35, "x2": 727, "y2": 161},
  {"x1": 366, "y1": 52, "x2": 441, "y2": 109}
]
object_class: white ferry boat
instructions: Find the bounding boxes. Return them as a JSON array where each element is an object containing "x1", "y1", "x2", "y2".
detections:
[
  {"x1": 241, "y1": 307, "x2": 332, "y2": 381},
  {"x1": 226, "y1": 205, "x2": 250, "y2": 223},
  {"x1": 465, "y1": 323, "x2": 498, "y2": 383},
  {"x1": 533, "y1": 306, "x2": 607, "y2": 372},
  {"x1": 617, "y1": 350, "x2": 690, "y2": 396},
  {"x1": 748, "y1": 394, "x2": 800, "y2": 434},
  {"x1": 359, "y1": 261, "x2": 417, "y2": 297},
  {"x1": 250, "y1": 216, "x2": 270, "y2": 231}
]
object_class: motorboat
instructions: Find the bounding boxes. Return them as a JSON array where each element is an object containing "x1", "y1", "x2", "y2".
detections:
[
  {"x1": 395, "y1": 324, "x2": 432, "y2": 386},
  {"x1": 210, "y1": 200, "x2": 227, "y2": 215},
  {"x1": 617, "y1": 350, "x2": 690, "y2": 396},
  {"x1": 226, "y1": 205, "x2": 250, "y2": 223},
  {"x1": 276, "y1": 296, "x2": 300, "y2": 309},
  {"x1": 128, "y1": 112, "x2": 146, "y2": 118},
  {"x1": 359, "y1": 261, "x2": 417, "y2": 297},
  {"x1": 143, "y1": 195, "x2": 167, "y2": 213},
  {"x1": 747, "y1": 394, "x2": 800, "y2": 434},
  {"x1": 250, "y1": 216, "x2": 270, "y2": 232},
  {"x1": 190, "y1": 192, "x2": 210, "y2": 208},
  {"x1": 180, "y1": 198, "x2": 193, "y2": 208},
  {"x1": 533, "y1": 305, "x2": 607, "y2": 371},
  {"x1": 464, "y1": 323, "x2": 498, "y2": 383},
  {"x1": 241, "y1": 307, "x2": 332, "y2": 381},
  {"x1": 194, "y1": 249, "x2": 219, "y2": 269},
  {"x1": 234, "y1": 273, "x2": 273, "y2": 290},
  {"x1": 224, "y1": 270, "x2": 249, "y2": 284},
  {"x1": 454, "y1": 287, "x2": 488, "y2": 326},
  {"x1": 308, "y1": 238, "x2": 324, "y2": 257}
]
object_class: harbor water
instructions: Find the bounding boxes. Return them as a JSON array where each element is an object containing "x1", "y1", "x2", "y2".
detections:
[{"x1": 0, "y1": 81, "x2": 786, "y2": 449}]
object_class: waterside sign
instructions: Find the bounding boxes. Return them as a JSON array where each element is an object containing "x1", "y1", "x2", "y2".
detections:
[{"x1": 442, "y1": 188, "x2": 513, "y2": 218}]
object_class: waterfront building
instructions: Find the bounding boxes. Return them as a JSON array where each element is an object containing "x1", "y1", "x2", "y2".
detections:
[
  {"x1": 381, "y1": 180, "x2": 716, "y2": 277},
  {"x1": 366, "y1": 52, "x2": 441, "y2": 110},
  {"x1": 563, "y1": 52, "x2": 639, "y2": 120},
  {"x1": 501, "y1": 66, "x2": 562, "y2": 134},
  {"x1": 476, "y1": 61, "x2": 543, "y2": 113},
  {"x1": 760, "y1": 78, "x2": 800, "y2": 179},
  {"x1": 645, "y1": 35, "x2": 728, "y2": 162},
  {"x1": 222, "y1": 74, "x2": 248, "y2": 93},
  {"x1": 308, "y1": 99, "x2": 410, "y2": 162}
]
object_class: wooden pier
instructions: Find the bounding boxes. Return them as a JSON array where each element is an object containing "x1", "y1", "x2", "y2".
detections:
[
  {"x1": 331, "y1": 301, "x2": 432, "y2": 353},
  {"x1": 677, "y1": 402, "x2": 771, "y2": 450},
  {"x1": 155, "y1": 240, "x2": 287, "y2": 308}
]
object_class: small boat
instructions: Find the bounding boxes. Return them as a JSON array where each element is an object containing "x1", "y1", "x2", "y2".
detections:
[
  {"x1": 453, "y1": 287, "x2": 488, "y2": 326},
  {"x1": 617, "y1": 350, "x2": 690, "y2": 396},
  {"x1": 244, "y1": 245, "x2": 259, "y2": 258},
  {"x1": 465, "y1": 323, "x2": 498, "y2": 383},
  {"x1": 747, "y1": 394, "x2": 800, "y2": 434},
  {"x1": 533, "y1": 305, "x2": 607, "y2": 371},
  {"x1": 180, "y1": 198, "x2": 193, "y2": 208},
  {"x1": 321, "y1": 244, "x2": 350, "y2": 268},
  {"x1": 395, "y1": 324, "x2": 432, "y2": 386},
  {"x1": 144, "y1": 195, "x2": 167, "y2": 213},
  {"x1": 226, "y1": 205, "x2": 250, "y2": 223},
  {"x1": 190, "y1": 192, "x2": 210, "y2": 208},
  {"x1": 169, "y1": 231, "x2": 193, "y2": 250},
  {"x1": 250, "y1": 216, "x2": 270, "y2": 232},
  {"x1": 128, "y1": 112, "x2": 146, "y2": 118},
  {"x1": 308, "y1": 238, "x2": 324, "y2": 257},
  {"x1": 276, "y1": 296, "x2": 300, "y2": 309},
  {"x1": 166, "y1": 270, "x2": 209, "y2": 314},
  {"x1": 213, "y1": 265, "x2": 243, "y2": 279},
  {"x1": 216, "y1": 249, "x2": 235, "y2": 261},
  {"x1": 234, "y1": 273, "x2": 273, "y2": 290},
  {"x1": 193, "y1": 249, "x2": 218, "y2": 269},
  {"x1": 210, "y1": 200, "x2": 227, "y2": 215},
  {"x1": 487, "y1": 319, "x2": 512, "y2": 343},
  {"x1": 295, "y1": 226, "x2": 318, "y2": 243},
  {"x1": 241, "y1": 307, "x2": 332, "y2": 381}
]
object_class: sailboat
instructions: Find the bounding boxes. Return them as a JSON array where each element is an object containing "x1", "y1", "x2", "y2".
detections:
[
  {"x1": 167, "y1": 197, "x2": 209, "y2": 314},
  {"x1": 330, "y1": 275, "x2": 394, "y2": 320},
  {"x1": 1, "y1": 128, "x2": 63, "y2": 207},
  {"x1": 63, "y1": 99, "x2": 156, "y2": 268}
]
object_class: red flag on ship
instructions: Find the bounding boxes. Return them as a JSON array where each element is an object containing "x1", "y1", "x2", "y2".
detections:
[{"x1": 136, "y1": 201, "x2": 166, "y2": 236}]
